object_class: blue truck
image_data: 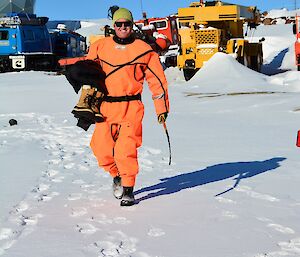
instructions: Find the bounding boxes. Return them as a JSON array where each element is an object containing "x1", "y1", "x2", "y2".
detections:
[{"x1": 0, "y1": 13, "x2": 86, "y2": 72}]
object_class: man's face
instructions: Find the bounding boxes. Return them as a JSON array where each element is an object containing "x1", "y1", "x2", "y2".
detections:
[{"x1": 114, "y1": 18, "x2": 133, "y2": 39}]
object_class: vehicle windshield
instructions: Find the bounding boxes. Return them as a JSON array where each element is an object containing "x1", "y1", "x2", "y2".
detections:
[{"x1": 0, "y1": 30, "x2": 9, "y2": 40}]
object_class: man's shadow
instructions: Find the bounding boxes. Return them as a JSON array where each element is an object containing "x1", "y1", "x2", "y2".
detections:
[{"x1": 135, "y1": 157, "x2": 286, "y2": 203}]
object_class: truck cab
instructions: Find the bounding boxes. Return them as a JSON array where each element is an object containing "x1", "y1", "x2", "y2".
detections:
[
  {"x1": 49, "y1": 24, "x2": 86, "y2": 59},
  {"x1": 0, "y1": 14, "x2": 54, "y2": 72}
]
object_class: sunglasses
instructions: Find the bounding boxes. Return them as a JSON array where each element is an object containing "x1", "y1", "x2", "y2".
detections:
[{"x1": 115, "y1": 21, "x2": 132, "y2": 28}]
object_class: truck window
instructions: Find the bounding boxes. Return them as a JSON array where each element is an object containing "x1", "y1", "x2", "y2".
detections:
[
  {"x1": 34, "y1": 28, "x2": 46, "y2": 40},
  {"x1": 23, "y1": 30, "x2": 34, "y2": 41},
  {"x1": 150, "y1": 20, "x2": 167, "y2": 29},
  {"x1": 70, "y1": 37, "x2": 77, "y2": 48},
  {"x1": 135, "y1": 23, "x2": 144, "y2": 29},
  {"x1": 0, "y1": 31, "x2": 9, "y2": 40}
]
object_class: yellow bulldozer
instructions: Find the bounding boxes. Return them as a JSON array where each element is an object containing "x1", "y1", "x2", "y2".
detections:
[{"x1": 176, "y1": 0, "x2": 264, "y2": 80}]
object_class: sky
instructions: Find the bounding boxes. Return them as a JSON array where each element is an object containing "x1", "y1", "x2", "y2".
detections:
[{"x1": 35, "y1": 0, "x2": 298, "y2": 21}]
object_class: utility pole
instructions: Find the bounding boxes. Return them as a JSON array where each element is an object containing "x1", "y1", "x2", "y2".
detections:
[
  {"x1": 295, "y1": 0, "x2": 297, "y2": 10},
  {"x1": 140, "y1": 0, "x2": 144, "y2": 16}
]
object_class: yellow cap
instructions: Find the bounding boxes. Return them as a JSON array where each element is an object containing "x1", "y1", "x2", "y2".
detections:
[{"x1": 113, "y1": 8, "x2": 133, "y2": 24}]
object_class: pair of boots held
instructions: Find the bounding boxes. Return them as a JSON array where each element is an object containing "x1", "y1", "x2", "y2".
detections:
[{"x1": 72, "y1": 85, "x2": 105, "y2": 131}]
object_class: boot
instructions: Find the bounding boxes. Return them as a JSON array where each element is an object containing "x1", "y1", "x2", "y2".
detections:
[
  {"x1": 120, "y1": 187, "x2": 135, "y2": 206},
  {"x1": 72, "y1": 85, "x2": 95, "y2": 124},
  {"x1": 112, "y1": 176, "x2": 123, "y2": 199},
  {"x1": 72, "y1": 85, "x2": 105, "y2": 131},
  {"x1": 90, "y1": 90, "x2": 105, "y2": 123}
]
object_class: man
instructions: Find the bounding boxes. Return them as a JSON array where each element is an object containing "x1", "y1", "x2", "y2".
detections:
[{"x1": 86, "y1": 7, "x2": 169, "y2": 206}]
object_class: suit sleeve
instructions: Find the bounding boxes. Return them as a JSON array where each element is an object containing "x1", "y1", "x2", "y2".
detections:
[
  {"x1": 86, "y1": 40, "x2": 102, "y2": 60},
  {"x1": 144, "y1": 51, "x2": 169, "y2": 116}
]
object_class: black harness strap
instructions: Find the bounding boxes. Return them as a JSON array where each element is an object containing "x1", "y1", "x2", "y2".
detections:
[
  {"x1": 101, "y1": 49, "x2": 154, "y2": 78},
  {"x1": 103, "y1": 93, "x2": 141, "y2": 102}
]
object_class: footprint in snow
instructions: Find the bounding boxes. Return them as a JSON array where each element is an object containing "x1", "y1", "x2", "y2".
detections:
[
  {"x1": 258, "y1": 237, "x2": 300, "y2": 257},
  {"x1": 277, "y1": 237, "x2": 300, "y2": 253},
  {"x1": 32, "y1": 183, "x2": 50, "y2": 192},
  {"x1": 215, "y1": 196, "x2": 237, "y2": 204},
  {"x1": 147, "y1": 227, "x2": 165, "y2": 237},
  {"x1": 67, "y1": 193, "x2": 82, "y2": 201},
  {"x1": 8, "y1": 213, "x2": 43, "y2": 227},
  {"x1": 70, "y1": 207, "x2": 87, "y2": 217},
  {"x1": 76, "y1": 223, "x2": 97, "y2": 234},
  {"x1": 37, "y1": 191, "x2": 59, "y2": 202},
  {"x1": 234, "y1": 185, "x2": 280, "y2": 202},
  {"x1": 78, "y1": 164, "x2": 89, "y2": 171},
  {"x1": 87, "y1": 231, "x2": 138, "y2": 256},
  {"x1": 80, "y1": 183, "x2": 95, "y2": 189},
  {"x1": 44, "y1": 169, "x2": 59, "y2": 178},
  {"x1": 256, "y1": 217, "x2": 273, "y2": 222},
  {"x1": 0, "y1": 240, "x2": 17, "y2": 256},
  {"x1": 48, "y1": 159, "x2": 62, "y2": 165},
  {"x1": 19, "y1": 214, "x2": 43, "y2": 226},
  {"x1": 140, "y1": 159, "x2": 153, "y2": 166},
  {"x1": 84, "y1": 188, "x2": 102, "y2": 195},
  {"x1": 113, "y1": 217, "x2": 131, "y2": 225},
  {"x1": 50, "y1": 176, "x2": 64, "y2": 183},
  {"x1": 90, "y1": 214, "x2": 112, "y2": 224},
  {"x1": 221, "y1": 210, "x2": 238, "y2": 219},
  {"x1": 0, "y1": 228, "x2": 13, "y2": 240},
  {"x1": 63, "y1": 163, "x2": 75, "y2": 170},
  {"x1": 145, "y1": 147, "x2": 161, "y2": 155},
  {"x1": 10, "y1": 201, "x2": 29, "y2": 214},
  {"x1": 72, "y1": 179, "x2": 86, "y2": 185},
  {"x1": 267, "y1": 223, "x2": 295, "y2": 234}
]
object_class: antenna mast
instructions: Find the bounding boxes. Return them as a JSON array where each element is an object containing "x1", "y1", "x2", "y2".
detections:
[{"x1": 140, "y1": 0, "x2": 144, "y2": 15}]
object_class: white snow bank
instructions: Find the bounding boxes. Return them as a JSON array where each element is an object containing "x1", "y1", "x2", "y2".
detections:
[
  {"x1": 184, "y1": 52, "x2": 274, "y2": 93},
  {"x1": 266, "y1": 8, "x2": 300, "y2": 19},
  {"x1": 0, "y1": 72, "x2": 77, "y2": 114},
  {"x1": 77, "y1": 19, "x2": 111, "y2": 42},
  {"x1": 267, "y1": 70, "x2": 300, "y2": 91}
]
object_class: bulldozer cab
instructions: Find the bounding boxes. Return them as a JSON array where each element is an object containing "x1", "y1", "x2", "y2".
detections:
[{"x1": 177, "y1": 1, "x2": 263, "y2": 80}]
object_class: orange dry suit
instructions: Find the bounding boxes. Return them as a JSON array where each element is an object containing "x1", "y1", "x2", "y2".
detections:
[{"x1": 86, "y1": 35, "x2": 169, "y2": 187}]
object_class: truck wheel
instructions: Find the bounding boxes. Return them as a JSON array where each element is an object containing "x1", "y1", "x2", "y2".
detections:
[
  {"x1": 238, "y1": 54, "x2": 249, "y2": 68},
  {"x1": 250, "y1": 55, "x2": 261, "y2": 71},
  {"x1": 257, "y1": 53, "x2": 263, "y2": 72},
  {"x1": 183, "y1": 68, "x2": 199, "y2": 81}
]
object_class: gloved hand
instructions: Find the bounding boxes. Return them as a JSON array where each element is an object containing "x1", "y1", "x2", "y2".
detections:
[{"x1": 158, "y1": 112, "x2": 168, "y2": 124}]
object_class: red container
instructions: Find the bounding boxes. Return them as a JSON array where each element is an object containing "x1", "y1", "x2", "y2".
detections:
[{"x1": 297, "y1": 130, "x2": 300, "y2": 147}]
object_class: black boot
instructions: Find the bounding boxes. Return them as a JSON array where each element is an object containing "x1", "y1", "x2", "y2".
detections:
[
  {"x1": 112, "y1": 176, "x2": 123, "y2": 199},
  {"x1": 120, "y1": 187, "x2": 135, "y2": 206}
]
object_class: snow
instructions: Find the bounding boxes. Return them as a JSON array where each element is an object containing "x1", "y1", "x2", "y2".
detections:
[
  {"x1": 265, "y1": 8, "x2": 300, "y2": 19},
  {"x1": 76, "y1": 19, "x2": 111, "y2": 43},
  {"x1": 1, "y1": 13, "x2": 300, "y2": 257}
]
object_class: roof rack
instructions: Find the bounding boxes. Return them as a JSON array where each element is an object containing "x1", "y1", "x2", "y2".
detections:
[
  {"x1": 0, "y1": 16, "x2": 22, "y2": 25},
  {"x1": 0, "y1": 15, "x2": 48, "y2": 26}
]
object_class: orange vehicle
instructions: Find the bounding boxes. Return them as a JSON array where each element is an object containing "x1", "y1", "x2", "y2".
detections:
[
  {"x1": 135, "y1": 14, "x2": 179, "y2": 46},
  {"x1": 293, "y1": 15, "x2": 300, "y2": 70}
]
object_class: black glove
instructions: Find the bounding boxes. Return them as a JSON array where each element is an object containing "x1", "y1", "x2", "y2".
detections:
[{"x1": 76, "y1": 117, "x2": 95, "y2": 131}]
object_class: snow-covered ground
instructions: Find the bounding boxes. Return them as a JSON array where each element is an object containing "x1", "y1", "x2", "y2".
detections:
[
  {"x1": 1, "y1": 14, "x2": 300, "y2": 257},
  {"x1": 265, "y1": 8, "x2": 300, "y2": 19}
]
